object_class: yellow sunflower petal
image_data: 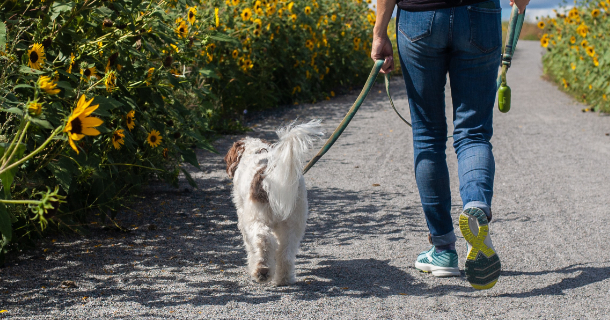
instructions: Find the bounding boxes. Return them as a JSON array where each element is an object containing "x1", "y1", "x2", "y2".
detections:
[
  {"x1": 70, "y1": 133, "x2": 85, "y2": 141},
  {"x1": 81, "y1": 127, "x2": 101, "y2": 136},
  {"x1": 68, "y1": 137, "x2": 79, "y2": 154},
  {"x1": 81, "y1": 116, "x2": 104, "y2": 128},
  {"x1": 82, "y1": 104, "x2": 100, "y2": 117}
]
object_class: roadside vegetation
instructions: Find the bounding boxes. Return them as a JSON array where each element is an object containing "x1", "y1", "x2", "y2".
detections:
[{"x1": 0, "y1": 0, "x2": 374, "y2": 262}]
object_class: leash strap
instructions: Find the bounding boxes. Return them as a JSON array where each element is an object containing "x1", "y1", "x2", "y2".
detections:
[{"x1": 302, "y1": 60, "x2": 384, "y2": 174}]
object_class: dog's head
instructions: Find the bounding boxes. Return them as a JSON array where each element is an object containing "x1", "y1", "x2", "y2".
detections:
[{"x1": 224, "y1": 139, "x2": 245, "y2": 179}]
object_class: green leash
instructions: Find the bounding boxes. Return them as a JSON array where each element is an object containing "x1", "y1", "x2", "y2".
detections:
[{"x1": 303, "y1": 6, "x2": 525, "y2": 175}]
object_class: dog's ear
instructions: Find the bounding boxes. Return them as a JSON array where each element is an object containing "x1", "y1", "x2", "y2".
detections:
[{"x1": 224, "y1": 139, "x2": 245, "y2": 178}]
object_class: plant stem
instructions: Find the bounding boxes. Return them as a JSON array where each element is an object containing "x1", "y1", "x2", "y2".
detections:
[
  {"x1": 99, "y1": 163, "x2": 165, "y2": 172},
  {"x1": 0, "y1": 120, "x2": 26, "y2": 165},
  {"x1": 1, "y1": 121, "x2": 30, "y2": 170},
  {"x1": 0, "y1": 199, "x2": 41, "y2": 205},
  {"x1": 0, "y1": 126, "x2": 63, "y2": 175}
]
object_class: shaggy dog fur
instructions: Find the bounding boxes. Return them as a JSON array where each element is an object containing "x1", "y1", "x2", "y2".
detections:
[{"x1": 224, "y1": 120, "x2": 323, "y2": 285}]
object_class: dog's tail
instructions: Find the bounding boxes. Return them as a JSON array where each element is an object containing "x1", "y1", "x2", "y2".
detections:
[{"x1": 264, "y1": 120, "x2": 323, "y2": 220}]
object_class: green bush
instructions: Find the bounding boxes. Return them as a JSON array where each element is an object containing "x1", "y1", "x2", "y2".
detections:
[{"x1": 537, "y1": 0, "x2": 610, "y2": 112}]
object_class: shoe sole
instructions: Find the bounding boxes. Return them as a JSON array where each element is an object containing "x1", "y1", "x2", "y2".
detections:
[
  {"x1": 459, "y1": 208, "x2": 501, "y2": 290},
  {"x1": 415, "y1": 262, "x2": 460, "y2": 277}
]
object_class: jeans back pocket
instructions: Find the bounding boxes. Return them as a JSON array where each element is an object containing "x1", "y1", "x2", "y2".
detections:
[
  {"x1": 467, "y1": 5, "x2": 502, "y2": 53},
  {"x1": 398, "y1": 10, "x2": 435, "y2": 42}
]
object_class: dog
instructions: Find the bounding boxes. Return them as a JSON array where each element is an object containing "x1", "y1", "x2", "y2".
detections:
[{"x1": 224, "y1": 120, "x2": 323, "y2": 285}]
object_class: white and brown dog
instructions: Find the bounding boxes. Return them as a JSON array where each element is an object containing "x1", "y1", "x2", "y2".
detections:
[{"x1": 224, "y1": 120, "x2": 323, "y2": 285}]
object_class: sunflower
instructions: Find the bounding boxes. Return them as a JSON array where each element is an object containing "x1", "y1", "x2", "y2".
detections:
[
  {"x1": 330, "y1": 91, "x2": 335, "y2": 97},
  {"x1": 105, "y1": 70, "x2": 117, "y2": 92},
  {"x1": 81, "y1": 67, "x2": 97, "y2": 80},
  {"x1": 254, "y1": 18, "x2": 262, "y2": 29},
  {"x1": 27, "y1": 100, "x2": 43, "y2": 116},
  {"x1": 188, "y1": 7, "x2": 197, "y2": 24},
  {"x1": 305, "y1": 39, "x2": 313, "y2": 50},
  {"x1": 288, "y1": 1, "x2": 294, "y2": 13},
  {"x1": 37, "y1": 76, "x2": 60, "y2": 95},
  {"x1": 291, "y1": 14, "x2": 297, "y2": 23},
  {"x1": 353, "y1": 37, "x2": 361, "y2": 45},
  {"x1": 571, "y1": 62, "x2": 576, "y2": 70},
  {"x1": 540, "y1": 37, "x2": 549, "y2": 48},
  {"x1": 570, "y1": 36, "x2": 576, "y2": 44},
  {"x1": 146, "y1": 130, "x2": 162, "y2": 148},
  {"x1": 577, "y1": 23, "x2": 588, "y2": 37},
  {"x1": 27, "y1": 43, "x2": 46, "y2": 70},
  {"x1": 592, "y1": 9, "x2": 600, "y2": 18},
  {"x1": 176, "y1": 21, "x2": 188, "y2": 38},
  {"x1": 331, "y1": 14, "x2": 337, "y2": 22},
  {"x1": 568, "y1": 7, "x2": 579, "y2": 19},
  {"x1": 112, "y1": 129, "x2": 125, "y2": 150},
  {"x1": 67, "y1": 53, "x2": 76, "y2": 73},
  {"x1": 126, "y1": 110, "x2": 136, "y2": 130},
  {"x1": 304, "y1": 6, "x2": 311, "y2": 15},
  {"x1": 231, "y1": 0, "x2": 239, "y2": 6},
  {"x1": 163, "y1": 148, "x2": 169, "y2": 159},
  {"x1": 593, "y1": 56, "x2": 599, "y2": 67},
  {"x1": 64, "y1": 95, "x2": 104, "y2": 154},
  {"x1": 232, "y1": 49, "x2": 239, "y2": 59},
  {"x1": 241, "y1": 8, "x2": 252, "y2": 21},
  {"x1": 562, "y1": 78, "x2": 568, "y2": 89},
  {"x1": 581, "y1": 39, "x2": 588, "y2": 48},
  {"x1": 537, "y1": 21, "x2": 545, "y2": 29},
  {"x1": 253, "y1": 29, "x2": 261, "y2": 37},
  {"x1": 266, "y1": 5, "x2": 276, "y2": 16},
  {"x1": 586, "y1": 46, "x2": 595, "y2": 57}
]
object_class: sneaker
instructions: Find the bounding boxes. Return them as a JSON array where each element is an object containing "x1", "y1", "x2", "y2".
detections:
[
  {"x1": 414, "y1": 246, "x2": 460, "y2": 277},
  {"x1": 459, "y1": 207, "x2": 501, "y2": 290}
]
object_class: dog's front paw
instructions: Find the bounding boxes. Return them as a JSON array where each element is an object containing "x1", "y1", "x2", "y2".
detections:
[{"x1": 252, "y1": 265, "x2": 271, "y2": 283}]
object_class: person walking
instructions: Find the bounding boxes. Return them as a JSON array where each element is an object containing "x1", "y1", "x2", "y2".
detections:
[{"x1": 371, "y1": 0, "x2": 529, "y2": 289}]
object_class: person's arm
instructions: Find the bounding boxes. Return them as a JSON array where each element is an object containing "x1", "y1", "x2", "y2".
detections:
[
  {"x1": 510, "y1": 0, "x2": 530, "y2": 14},
  {"x1": 371, "y1": 0, "x2": 396, "y2": 74}
]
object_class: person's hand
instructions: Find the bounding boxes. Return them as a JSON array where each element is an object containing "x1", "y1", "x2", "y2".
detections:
[
  {"x1": 509, "y1": 0, "x2": 530, "y2": 14},
  {"x1": 371, "y1": 35, "x2": 394, "y2": 74}
]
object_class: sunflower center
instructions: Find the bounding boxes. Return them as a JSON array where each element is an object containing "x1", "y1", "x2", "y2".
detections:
[
  {"x1": 180, "y1": 27, "x2": 185, "y2": 33},
  {"x1": 71, "y1": 118, "x2": 83, "y2": 134},
  {"x1": 30, "y1": 51, "x2": 39, "y2": 63},
  {"x1": 127, "y1": 117, "x2": 133, "y2": 124},
  {"x1": 84, "y1": 69, "x2": 91, "y2": 77},
  {"x1": 113, "y1": 133, "x2": 120, "y2": 141},
  {"x1": 189, "y1": 11, "x2": 194, "y2": 19},
  {"x1": 150, "y1": 135, "x2": 157, "y2": 143}
]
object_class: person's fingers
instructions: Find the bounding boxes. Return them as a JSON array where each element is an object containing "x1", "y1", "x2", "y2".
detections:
[{"x1": 380, "y1": 56, "x2": 393, "y2": 74}]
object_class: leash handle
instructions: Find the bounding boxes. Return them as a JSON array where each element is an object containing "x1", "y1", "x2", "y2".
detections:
[
  {"x1": 303, "y1": 60, "x2": 384, "y2": 175},
  {"x1": 497, "y1": 5, "x2": 526, "y2": 90}
]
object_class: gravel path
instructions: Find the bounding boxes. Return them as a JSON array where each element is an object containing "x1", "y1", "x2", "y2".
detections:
[{"x1": 2, "y1": 41, "x2": 610, "y2": 319}]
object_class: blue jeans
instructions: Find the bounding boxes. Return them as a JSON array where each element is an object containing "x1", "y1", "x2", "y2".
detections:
[{"x1": 396, "y1": 0, "x2": 501, "y2": 246}]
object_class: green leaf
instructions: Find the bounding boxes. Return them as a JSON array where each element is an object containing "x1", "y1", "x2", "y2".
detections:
[
  {"x1": 0, "y1": 143, "x2": 26, "y2": 199},
  {"x1": 2, "y1": 107, "x2": 23, "y2": 116},
  {"x1": 50, "y1": 2, "x2": 75, "y2": 21},
  {"x1": 199, "y1": 68, "x2": 219, "y2": 79},
  {"x1": 181, "y1": 168, "x2": 197, "y2": 188},
  {"x1": 208, "y1": 33, "x2": 238, "y2": 44},
  {"x1": 93, "y1": 96, "x2": 123, "y2": 117},
  {"x1": 0, "y1": 22, "x2": 6, "y2": 53},
  {"x1": 13, "y1": 84, "x2": 34, "y2": 90},
  {"x1": 180, "y1": 147, "x2": 200, "y2": 170},
  {"x1": 30, "y1": 118, "x2": 54, "y2": 130},
  {"x1": 19, "y1": 66, "x2": 45, "y2": 75},
  {"x1": 48, "y1": 158, "x2": 74, "y2": 192},
  {"x1": 0, "y1": 203, "x2": 12, "y2": 243}
]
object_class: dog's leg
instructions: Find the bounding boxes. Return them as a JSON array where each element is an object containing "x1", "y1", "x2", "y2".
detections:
[
  {"x1": 244, "y1": 221, "x2": 277, "y2": 283},
  {"x1": 273, "y1": 214, "x2": 306, "y2": 286}
]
